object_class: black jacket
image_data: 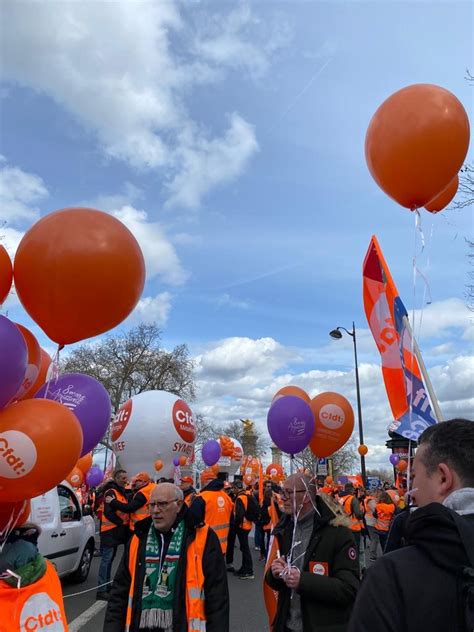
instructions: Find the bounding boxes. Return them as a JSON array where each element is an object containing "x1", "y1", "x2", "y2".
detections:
[
  {"x1": 348, "y1": 503, "x2": 474, "y2": 632},
  {"x1": 265, "y1": 495, "x2": 360, "y2": 632},
  {"x1": 100, "y1": 481, "x2": 132, "y2": 547},
  {"x1": 103, "y1": 507, "x2": 229, "y2": 632}
]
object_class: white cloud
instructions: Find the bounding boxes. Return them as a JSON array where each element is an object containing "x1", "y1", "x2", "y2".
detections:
[
  {"x1": 214, "y1": 293, "x2": 251, "y2": 311},
  {"x1": 131, "y1": 292, "x2": 172, "y2": 326},
  {"x1": 0, "y1": 2, "x2": 279, "y2": 209},
  {"x1": 0, "y1": 157, "x2": 48, "y2": 224}
]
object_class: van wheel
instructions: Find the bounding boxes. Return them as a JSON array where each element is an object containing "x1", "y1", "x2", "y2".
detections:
[{"x1": 71, "y1": 542, "x2": 94, "y2": 583}]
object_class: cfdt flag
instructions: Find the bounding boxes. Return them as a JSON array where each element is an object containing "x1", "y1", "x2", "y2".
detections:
[{"x1": 362, "y1": 236, "x2": 438, "y2": 440}]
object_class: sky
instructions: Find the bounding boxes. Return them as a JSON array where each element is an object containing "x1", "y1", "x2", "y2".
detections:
[{"x1": 1, "y1": 0, "x2": 473, "y2": 472}]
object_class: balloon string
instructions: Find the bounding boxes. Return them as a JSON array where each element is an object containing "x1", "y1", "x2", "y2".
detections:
[{"x1": 42, "y1": 343, "x2": 64, "y2": 400}]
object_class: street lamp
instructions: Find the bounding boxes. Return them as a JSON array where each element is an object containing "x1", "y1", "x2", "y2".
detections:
[{"x1": 329, "y1": 322, "x2": 366, "y2": 484}]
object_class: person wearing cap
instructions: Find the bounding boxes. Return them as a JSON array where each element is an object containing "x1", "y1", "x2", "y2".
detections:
[
  {"x1": 189, "y1": 471, "x2": 234, "y2": 556},
  {"x1": 0, "y1": 523, "x2": 68, "y2": 631},
  {"x1": 105, "y1": 472, "x2": 157, "y2": 533},
  {"x1": 180, "y1": 476, "x2": 197, "y2": 507}
]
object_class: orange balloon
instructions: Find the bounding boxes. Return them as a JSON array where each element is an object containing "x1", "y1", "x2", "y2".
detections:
[
  {"x1": 76, "y1": 453, "x2": 93, "y2": 474},
  {"x1": 265, "y1": 463, "x2": 283, "y2": 478},
  {"x1": 13, "y1": 323, "x2": 41, "y2": 401},
  {"x1": 273, "y1": 385, "x2": 311, "y2": 404},
  {"x1": 66, "y1": 466, "x2": 84, "y2": 488},
  {"x1": 243, "y1": 475, "x2": 253, "y2": 485},
  {"x1": 0, "y1": 399, "x2": 83, "y2": 502},
  {"x1": 13, "y1": 208, "x2": 146, "y2": 345},
  {"x1": 0, "y1": 499, "x2": 31, "y2": 532},
  {"x1": 179, "y1": 455, "x2": 187, "y2": 466},
  {"x1": 366, "y1": 84, "x2": 470, "y2": 209},
  {"x1": 425, "y1": 174, "x2": 459, "y2": 213},
  {"x1": 358, "y1": 444, "x2": 368, "y2": 456},
  {"x1": 22, "y1": 348, "x2": 52, "y2": 399},
  {"x1": 309, "y1": 392, "x2": 354, "y2": 458},
  {"x1": 397, "y1": 459, "x2": 408, "y2": 472},
  {"x1": 154, "y1": 459, "x2": 163, "y2": 472},
  {"x1": 0, "y1": 245, "x2": 13, "y2": 305},
  {"x1": 325, "y1": 476, "x2": 333, "y2": 485}
]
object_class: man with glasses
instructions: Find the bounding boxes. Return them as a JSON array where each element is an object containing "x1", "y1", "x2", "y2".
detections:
[
  {"x1": 104, "y1": 482, "x2": 229, "y2": 632},
  {"x1": 265, "y1": 473, "x2": 360, "y2": 632}
]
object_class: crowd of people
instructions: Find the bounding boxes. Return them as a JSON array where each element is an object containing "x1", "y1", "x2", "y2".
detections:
[{"x1": 0, "y1": 418, "x2": 472, "y2": 632}]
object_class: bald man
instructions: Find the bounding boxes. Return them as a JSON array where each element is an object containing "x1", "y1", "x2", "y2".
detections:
[
  {"x1": 104, "y1": 483, "x2": 229, "y2": 632},
  {"x1": 265, "y1": 473, "x2": 360, "y2": 632}
]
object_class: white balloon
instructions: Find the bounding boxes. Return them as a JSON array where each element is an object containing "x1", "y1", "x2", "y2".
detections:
[
  {"x1": 216, "y1": 436, "x2": 243, "y2": 476},
  {"x1": 111, "y1": 390, "x2": 196, "y2": 479}
]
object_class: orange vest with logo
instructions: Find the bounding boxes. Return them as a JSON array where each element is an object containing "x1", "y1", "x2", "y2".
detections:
[
  {"x1": 100, "y1": 488, "x2": 130, "y2": 532},
  {"x1": 342, "y1": 495, "x2": 362, "y2": 532},
  {"x1": 130, "y1": 483, "x2": 156, "y2": 531},
  {"x1": 375, "y1": 503, "x2": 395, "y2": 532},
  {"x1": 0, "y1": 560, "x2": 68, "y2": 632},
  {"x1": 236, "y1": 493, "x2": 252, "y2": 531},
  {"x1": 125, "y1": 525, "x2": 209, "y2": 632},
  {"x1": 199, "y1": 490, "x2": 233, "y2": 553},
  {"x1": 263, "y1": 497, "x2": 280, "y2": 533}
]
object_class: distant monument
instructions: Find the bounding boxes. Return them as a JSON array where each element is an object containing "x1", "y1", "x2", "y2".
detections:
[
  {"x1": 240, "y1": 418, "x2": 257, "y2": 456},
  {"x1": 271, "y1": 445, "x2": 282, "y2": 466}
]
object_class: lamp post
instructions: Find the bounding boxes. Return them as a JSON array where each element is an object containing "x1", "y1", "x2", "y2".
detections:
[{"x1": 329, "y1": 321, "x2": 366, "y2": 484}]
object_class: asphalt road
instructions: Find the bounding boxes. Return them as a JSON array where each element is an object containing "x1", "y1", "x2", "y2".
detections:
[{"x1": 63, "y1": 539, "x2": 268, "y2": 632}]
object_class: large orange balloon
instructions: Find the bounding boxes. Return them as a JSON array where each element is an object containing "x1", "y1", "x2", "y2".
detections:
[
  {"x1": 0, "y1": 499, "x2": 31, "y2": 533},
  {"x1": 76, "y1": 452, "x2": 93, "y2": 474},
  {"x1": 425, "y1": 174, "x2": 459, "y2": 213},
  {"x1": 13, "y1": 208, "x2": 146, "y2": 345},
  {"x1": 0, "y1": 399, "x2": 83, "y2": 502},
  {"x1": 273, "y1": 385, "x2": 311, "y2": 404},
  {"x1": 66, "y1": 466, "x2": 84, "y2": 488},
  {"x1": 309, "y1": 392, "x2": 354, "y2": 458},
  {"x1": 0, "y1": 245, "x2": 13, "y2": 305},
  {"x1": 22, "y1": 348, "x2": 52, "y2": 399},
  {"x1": 13, "y1": 323, "x2": 41, "y2": 401},
  {"x1": 366, "y1": 84, "x2": 470, "y2": 209}
]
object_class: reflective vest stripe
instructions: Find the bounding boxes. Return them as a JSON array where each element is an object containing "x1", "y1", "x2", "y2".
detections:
[
  {"x1": 130, "y1": 483, "x2": 157, "y2": 530},
  {"x1": 101, "y1": 489, "x2": 129, "y2": 532},
  {"x1": 343, "y1": 495, "x2": 362, "y2": 532},
  {"x1": 126, "y1": 526, "x2": 208, "y2": 632}
]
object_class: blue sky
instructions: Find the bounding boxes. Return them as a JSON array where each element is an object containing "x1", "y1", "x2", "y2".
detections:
[{"x1": 1, "y1": 1, "x2": 472, "y2": 470}]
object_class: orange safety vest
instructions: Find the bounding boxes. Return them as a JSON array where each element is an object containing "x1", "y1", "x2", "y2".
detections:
[
  {"x1": 199, "y1": 490, "x2": 233, "y2": 553},
  {"x1": 342, "y1": 495, "x2": 362, "y2": 532},
  {"x1": 184, "y1": 491, "x2": 197, "y2": 507},
  {"x1": 235, "y1": 493, "x2": 252, "y2": 531},
  {"x1": 130, "y1": 483, "x2": 157, "y2": 531},
  {"x1": 100, "y1": 488, "x2": 130, "y2": 532},
  {"x1": 263, "y1": 497, "x2": 280, "y2": 532},
  {"x1": 125, "y1": 525, "x2": 209, "y2": 632},
  {"x1": 375, "y1": 503, "x2": 395, "y2": 532},
  {"x1": 0, "y1": 560, "x2": 69, "y2": 632}
]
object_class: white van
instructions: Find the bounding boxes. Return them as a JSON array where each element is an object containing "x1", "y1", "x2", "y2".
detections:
[{"x1": 30, "y1": 482, "x2": 96, "y2": 582}]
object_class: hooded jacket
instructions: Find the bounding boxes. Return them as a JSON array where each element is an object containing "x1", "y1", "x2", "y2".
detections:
[
  {"x1": 265, "y1": 494, "x2": 360, "y2": 632},
  {"x1": 103, "y1": 506, "x2": 229, "y2": 632},
  {"x1": 348, "y1": 499, "x2": 474, "y2": 632}
]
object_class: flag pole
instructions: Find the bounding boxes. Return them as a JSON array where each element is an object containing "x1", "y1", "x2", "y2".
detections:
[{"x1": 402, "y1": 315, "x2": 444, "y2": 423}]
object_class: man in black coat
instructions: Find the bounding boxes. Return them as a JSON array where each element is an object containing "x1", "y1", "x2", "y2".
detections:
[
  {"x1": 349, "y1": 418, "x2": 474, "y2": 632},
  {"x1": 265, "y1": 473, "x2": 360, "y2": 632},
  {"x1": 103, "y1": 482, "x2": 229, "y2": 632}
]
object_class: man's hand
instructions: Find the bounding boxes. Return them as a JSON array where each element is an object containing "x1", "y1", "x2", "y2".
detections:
[
  {"x1": 282, "y1": 567, "x2": 301, "y2": 589},
  {"x1": 271, "y1": 556, "x2": 286, "y2": 578}
]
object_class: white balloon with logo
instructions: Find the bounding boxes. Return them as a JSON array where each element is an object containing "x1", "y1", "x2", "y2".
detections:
[
  {"x1": 111, "y1": 390, "x2": 196, "y2": 479},
  {"x1": 216, "y1": 436, "x2": 243, "y2": 477}
]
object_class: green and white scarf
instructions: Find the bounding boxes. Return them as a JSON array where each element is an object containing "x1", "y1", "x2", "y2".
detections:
[{"x1": 140, "y1": 521, "x2": 185, "y2": 630}]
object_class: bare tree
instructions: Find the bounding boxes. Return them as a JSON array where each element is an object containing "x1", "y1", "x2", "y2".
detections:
[
  {"x1": 366, "y1": 468, "x2": 393, "y2": 483},
  {"x1": 291, "y1": 438, "x2": 358, "y2": 477},
  {"x1": 62, "y1": 323, "x2": 195, "y2": 412}
]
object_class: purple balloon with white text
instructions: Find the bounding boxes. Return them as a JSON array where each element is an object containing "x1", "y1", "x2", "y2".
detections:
[
  {"x1": 0, "y1": 315, "x2": 27, "y2": 409},
  {"x1": 389, "y1": 454, "x2": 400, "y2": 466},
  {"x1": 86, "y1": 466, "x2": 105, "y2": 487},
  {"x1": 202, "y1": 440, "x2": 221, "y2": 466},
  {"x1": 267, "y1": 395, "x2": 315, "y2": 455},
  {"x1": 36, "y1": 373, "x2": 111, "y2": 456}
]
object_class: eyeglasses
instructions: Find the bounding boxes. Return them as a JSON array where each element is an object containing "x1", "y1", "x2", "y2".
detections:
[
  {"x1": 148, "y1": 499, "x2": 179, "y2": 509},
  {"x1": 281, "y1": 489, "x2": 307, "y2": 499}
]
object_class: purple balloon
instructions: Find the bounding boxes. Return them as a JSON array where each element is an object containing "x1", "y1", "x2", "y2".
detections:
[
  {"x1": 0, "y1": 316, "x2": 27, "y2": 409},
  {"x1": 36, "y1": 373, "x2": 111, "y2": 456},
  {"x1": 173, "y1": 457, "x2": 180, "y2": 467},
  {"x1": 202, "y1": 440, "x2": 221, "y2": 466},
  {"x1": 267, "y1": 395, "x2": 315, "y2": 455},
  {"x1": 86, "y1": 466, "x2": 104, "y2": 487},
  {"x1": 389, "y1": 454, "x2": 400, "y2": 466}
]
